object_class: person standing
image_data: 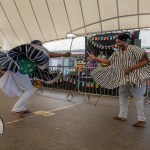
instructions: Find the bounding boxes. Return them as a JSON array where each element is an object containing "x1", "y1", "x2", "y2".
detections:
[
  {"x1": 88, "y1": 33, "x2": 149, "y2": 127},
  {"x1": 86, "y1": 52, "x2": 97, "y2": 71},
  {"x1": 96, "y1": 51, "x2": 107, "y2": 67}
]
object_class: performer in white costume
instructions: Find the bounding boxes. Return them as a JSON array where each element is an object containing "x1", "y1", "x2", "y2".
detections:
[
  {"x1": 0, "y1": 40, "x2": 71, "y2": 117},
  {"x1": 89, "y1": 33, "x2": 150, "y2": 127}
]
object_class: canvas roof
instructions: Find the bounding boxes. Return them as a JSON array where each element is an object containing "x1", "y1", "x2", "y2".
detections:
[{"x1": 0, "y1": 0, "x2": 150, "y2": 50}]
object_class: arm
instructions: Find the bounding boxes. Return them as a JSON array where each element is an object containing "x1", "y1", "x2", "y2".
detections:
[
  {"x1": 125, "y1": 55, "x2": 149, "y2": 74},
  {"x1": 49, "y1": 52, "x2": 71, "y2": 58}
]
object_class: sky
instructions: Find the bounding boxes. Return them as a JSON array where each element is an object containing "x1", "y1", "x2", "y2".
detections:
[{"x1": 43, "y1": 37, "x2": 85, "y2": 51}]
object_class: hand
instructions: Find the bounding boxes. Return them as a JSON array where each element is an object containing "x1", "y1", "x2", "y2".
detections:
[
  {"x1": 64, "y1": 52, "x2": 71, "y2": 57},
  {"x1": 124, "y1": 68, "x2": 132, "y2": 75},
  {"x1": 87, "y1": 52, "x2": 95, "y2": 60},
  {"x1": 88, "y1": 54, "x2": 95, "y2": 60}
]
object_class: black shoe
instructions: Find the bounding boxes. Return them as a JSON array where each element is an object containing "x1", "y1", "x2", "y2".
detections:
[
  {"x1": 20, "y1": 110, "x2": 32, "y2": 114},
  {"x1": 11, "y1": 111, "x2": 25, "y2": 117},
  {"x1": 133, "y1": 121, "x2": 146, "y2": 127},
  {"x1": 113, "y1": 116, "x2": 126, "y2": 121}
]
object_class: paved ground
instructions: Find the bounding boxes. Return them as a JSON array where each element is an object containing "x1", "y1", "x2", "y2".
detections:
[{"x1": 0, "y1": 89, "x2": 150, "y2": 150}]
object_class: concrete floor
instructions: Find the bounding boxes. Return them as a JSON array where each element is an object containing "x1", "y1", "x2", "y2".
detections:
[{"x1": 0, "y1": 89, "x2": 150, "y2": 150}]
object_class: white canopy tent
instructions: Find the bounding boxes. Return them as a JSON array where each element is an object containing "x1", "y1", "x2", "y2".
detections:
[
  {"x1": 0, "y1": 0, "x2": 150, "y2": 50},
  {"x1": 43, "y1": 36, "x2": 85, "y2": 51}
]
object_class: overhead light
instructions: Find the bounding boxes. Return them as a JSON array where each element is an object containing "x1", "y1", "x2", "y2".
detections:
[{"x1": 66, "y1": 33, "x2": 76, "y2": 39}]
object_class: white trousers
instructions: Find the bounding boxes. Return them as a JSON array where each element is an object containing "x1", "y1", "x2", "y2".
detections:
[
  {"x1": 0, "y1": 71, "x2": 34, "y2": 112},
  {"x1": 118, "y1": 81, "x2": 146, "y2": 121},
  {"x1": 11, "y1": 89, "x2": 33, "y2": 112},
  {"x1": 11, "y1": 72, "x2": 34, "y2": 112}
]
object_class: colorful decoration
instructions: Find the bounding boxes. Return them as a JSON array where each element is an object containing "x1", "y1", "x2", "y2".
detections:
[
  {"x1": 86, "y1": 83, "x2": 90, "y2": 87},
  {"x1": 96, "y1": 83, "x2": 100, "y2": 88},
  {"x1": 69, "y1": 79, "x2": 72, "y2": 83},
  {"x1": 88, "y1": 35, "x2": 116, "y2": 41},
  {"x1": 73, "y1": 80, "x2": 76, "y2": 84},
  {"x1": 56, "y1": 78, "x2": 102, "y2": 89},
  {"x1": 82, "y1": 82, "x2": 85, "y2": 86},
  {"x1": 90, "y1": 83, "x2": 94, "y2": 88},
  {"x1": 88, "y1": 40, "x2": 117, "y2": 49},
  {"x1": 88, "y1": 36, "x2": 117, "y2": 49}
]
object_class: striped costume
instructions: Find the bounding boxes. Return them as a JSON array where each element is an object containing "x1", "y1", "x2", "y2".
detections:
[
  {"x1": 91, "y1": 45, "x2": 150, "y2": 89},
  {"x1": 0, "y1": 44, "x2": 59, "y2": 84}
]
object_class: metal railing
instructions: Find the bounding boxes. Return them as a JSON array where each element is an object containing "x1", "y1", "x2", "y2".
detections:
[
  {"x1": 144, "y1": 80, "x2": 150, "y2": 104},
  {"x1": 33, "y1": 66, "x2": 150, "y2": 105},
  {"x1": 35, "y1": 66, "x2": 78, "y2": 101},
  {"x1": 77, "y1": 66, "x2": 119, "y2": 105}
]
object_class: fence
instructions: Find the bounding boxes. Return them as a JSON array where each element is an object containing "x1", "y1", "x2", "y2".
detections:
[
  {"x1": 35, "y1": 66, "x2": 119, "y2": 105},
  {"x1": 34, "y1": 66, "x2": 78, "y2": 101},
  {"x1": 34, "y1": 66, "x2": 150, "y2": 105},
  {"x1": 77, "y1": 66, "x2": 119, "y2": 105},
  {"x1": 0, "y1": 66, "x2": 149, "y2": 104},
  {"x1": 145, "y1": 80, "x2": 150, "y2": 104}
]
